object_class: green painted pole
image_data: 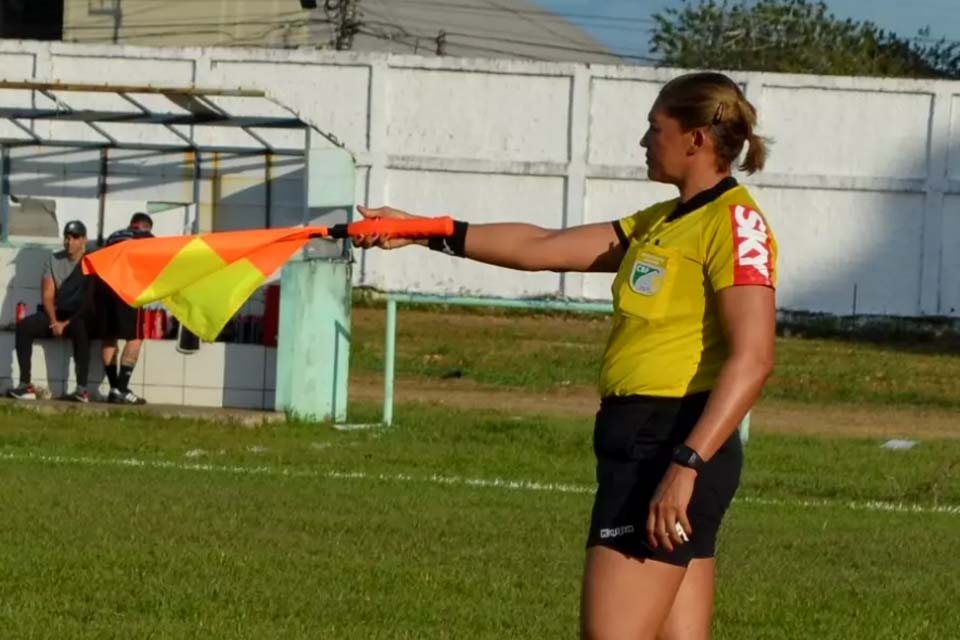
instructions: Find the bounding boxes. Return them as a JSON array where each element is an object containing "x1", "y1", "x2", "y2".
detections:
[
  {"x1": 380, "y1": 292, "x2": 751, "y2": 443},
  {"x1": 383, "y1": 298, "x2": 397, "y2": 426},
  {"x1": 384, "y1": 292, "x2": 612, "y2": 314}
]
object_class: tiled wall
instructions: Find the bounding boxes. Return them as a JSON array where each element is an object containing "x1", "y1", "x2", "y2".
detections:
[{"x1": 0, "y1": 332, "x2": 277, "y2": 410}]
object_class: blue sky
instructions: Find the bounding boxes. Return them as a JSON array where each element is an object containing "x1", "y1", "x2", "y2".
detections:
[{"x1": 535, "y1": 0, "x2": 960, "y2": 62}]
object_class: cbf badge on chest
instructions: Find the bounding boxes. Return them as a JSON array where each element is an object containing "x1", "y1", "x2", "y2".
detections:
[{"x1": 629, "y1": 251, "x2": 668, "y2": 296}]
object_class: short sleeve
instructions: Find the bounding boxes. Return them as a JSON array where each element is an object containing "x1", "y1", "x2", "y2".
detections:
[
  {"x1": 41, "y1": 252, "x2": 55, "y2": 280},
  {"x1": 703, "y1": 203, "x2": 777, "y2": 291},
  {"x1": 614, "y1": 201, "x2": 675, "y2": 249}
]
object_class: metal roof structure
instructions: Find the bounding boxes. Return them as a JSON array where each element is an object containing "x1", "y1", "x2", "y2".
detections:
[
  {"x1": 0, "y1": 80, "x2": 330, "y2": 156},
  {"x1": 0, "y1": 81, "x2": 342, "y2": 243}
]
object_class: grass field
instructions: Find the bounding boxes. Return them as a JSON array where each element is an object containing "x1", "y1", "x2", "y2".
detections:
[
  {"x1": 350, "y1": 305, "x2": 960, "y2": 411},
  {"x1": 1, "y1": 306, "x2": 959, "y2": 639}
]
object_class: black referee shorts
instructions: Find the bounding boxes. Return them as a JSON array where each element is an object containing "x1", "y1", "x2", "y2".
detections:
[
  {"x1": 95, "y1": 279, "x2": 142, "y2": 341},
  {"x1": 586, "y1": 392, "x2": 742, "y2": 567}
]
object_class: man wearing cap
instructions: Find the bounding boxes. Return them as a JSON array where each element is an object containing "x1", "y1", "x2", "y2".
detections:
[
  {"x1": 96, "y1": 212, "x2": 154, "y2": 404},
  {"x1": 8, "y1": 220, "x2": 94, "y2": 402}
]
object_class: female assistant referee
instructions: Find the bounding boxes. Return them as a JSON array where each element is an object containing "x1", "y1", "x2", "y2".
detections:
[{"x1": 354, "y1": 71, "x2": 777, "y2": 640}]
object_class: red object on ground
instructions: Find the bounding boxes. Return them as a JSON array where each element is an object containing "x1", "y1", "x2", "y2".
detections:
[
  {"x1": 262, "y1": 284, "x2": 280, "y2": 347},
  {"x1": 154, "y1": 309, "x2": 167, "y2": 339},
  {"x1": 141, "y1": 309, "x2": 155, "y2": 339}
]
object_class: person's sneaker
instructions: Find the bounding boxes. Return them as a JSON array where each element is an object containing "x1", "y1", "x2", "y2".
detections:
[
  {"x1": 63, "y1": 388, "x2": 89, "y2": 403},
  {"x1": 115, "y1": 389, "x2": 147, "y2": 405},
  {"x1": 107, "y1": 388, "x2": 124, "y2": 404},
  {"x1": 6, "y1": 384, "x2": 36, "y2": 400}
]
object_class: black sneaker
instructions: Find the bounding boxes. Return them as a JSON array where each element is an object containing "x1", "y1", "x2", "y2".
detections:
[
  {"x1": 115, "y1": 389, "x2": 146, "y2": 405},
  {"x1": 6, "y1": 384, "x2": 36, "y2": 400},
  {"x1": 107, "y1": 388, "x2": 124, "y2": 404},
  {"x1": 63, "y1": 388, "x2": 90, "y2": 403}
]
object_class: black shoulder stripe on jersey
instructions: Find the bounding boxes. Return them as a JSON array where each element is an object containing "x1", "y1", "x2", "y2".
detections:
[{"x1": 613, "y1": 220, "x2": 630, "y2": 250}]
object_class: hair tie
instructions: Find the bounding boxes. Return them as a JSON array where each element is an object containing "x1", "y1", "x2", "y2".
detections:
[{"x1": 713, "y1": 103, "x2": 725, "y2": 124}]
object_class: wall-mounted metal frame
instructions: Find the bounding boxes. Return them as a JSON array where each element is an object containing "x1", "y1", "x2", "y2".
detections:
[{"x1": 0, "y1": 80, "x2": 343, "y2": 243}]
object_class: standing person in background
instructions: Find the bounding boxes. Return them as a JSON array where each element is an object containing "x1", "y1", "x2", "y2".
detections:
[
  {"x1": 96, "y1": 212, "x2": 154, "y2": 404},
  {"x1": 354, "y1": 72, "x2": 777, "y2": 640},
  {"x1": 8, "y1": 220, "x2": 95, "y2": 402}
]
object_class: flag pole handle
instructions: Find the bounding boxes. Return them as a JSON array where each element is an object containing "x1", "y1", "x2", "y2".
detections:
[{"x1": 326, "y1": 216, "x2": 455, "y2": 240}]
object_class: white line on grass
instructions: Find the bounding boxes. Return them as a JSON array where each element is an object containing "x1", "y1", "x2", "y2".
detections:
[{"x1": 2, "y1": 450, "x2": 959, "y2": 517}]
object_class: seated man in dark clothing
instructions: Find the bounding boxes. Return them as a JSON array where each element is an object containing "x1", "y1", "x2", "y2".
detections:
[
  {"x1": 8, "y1": 220, "x2": 95, "y2": 402},
  {"x1": 97, "y1": 212, "x2": 154, "y2": 404}
]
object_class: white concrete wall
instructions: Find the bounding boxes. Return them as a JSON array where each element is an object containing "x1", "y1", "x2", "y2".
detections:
[{"x1": 0, "y1": 41, "x2": 958, "y2": 318}]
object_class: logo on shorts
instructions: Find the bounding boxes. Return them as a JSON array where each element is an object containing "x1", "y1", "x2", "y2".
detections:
[
  {"x1": 599, "y1": 525, "x2": 635, "y2": 540},
  {"x1": 629, "y1": 253, "x2": 666, "y2": 295}
]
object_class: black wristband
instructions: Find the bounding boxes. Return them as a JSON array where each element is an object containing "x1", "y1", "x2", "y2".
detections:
[
  {"x1": 671, "y1": 444, "x2": 704, "y2": 472},
  {"x1": 427, "y1": 220, "x2": 469, "y2": 257}
]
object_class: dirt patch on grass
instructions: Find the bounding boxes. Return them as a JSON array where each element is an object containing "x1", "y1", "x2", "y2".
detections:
[{"x1": 350, "y1": 374, "x2": 960, "y2": 440}]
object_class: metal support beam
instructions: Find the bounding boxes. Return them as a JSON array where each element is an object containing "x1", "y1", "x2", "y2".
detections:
[
  {"x1": 96, "y1": 149, "x2": 108, "y2": 245},
  {"x1": 0, "y1": 138, "x2": 306, "y2": 156},
  {"x1": 0, "y1": 107, "x2": 307, "y2": 129},
  {"x1": 0, "y1": 146, "x2": 9, "y2": 243}
]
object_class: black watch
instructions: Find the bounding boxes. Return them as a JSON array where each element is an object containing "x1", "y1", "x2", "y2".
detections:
[{"x1": 672, "y1": 444, "x2": 704, "y2": 471}]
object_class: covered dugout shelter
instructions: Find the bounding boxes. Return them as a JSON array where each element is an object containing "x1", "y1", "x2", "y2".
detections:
[{"x1": 0, "y1": 80, "x2": 355, "y2": 420}]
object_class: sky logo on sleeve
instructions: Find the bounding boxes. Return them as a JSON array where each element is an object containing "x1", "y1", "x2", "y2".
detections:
[{"x1": 729, "y1": 204, "x2": 773, "y2": 286}]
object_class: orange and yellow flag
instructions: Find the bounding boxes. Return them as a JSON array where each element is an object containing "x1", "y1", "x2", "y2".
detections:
[
  {"x1": 82, "y1": 217, "x2": 454, "y2": 342},
  {"x1": 83, "y1": 227, "x2": 325, "y2": 341}
]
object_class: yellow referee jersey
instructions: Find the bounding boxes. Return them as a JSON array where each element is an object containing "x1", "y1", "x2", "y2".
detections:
[{"x1": 599, "y1": 178, "x2": 777, "y2": 398}]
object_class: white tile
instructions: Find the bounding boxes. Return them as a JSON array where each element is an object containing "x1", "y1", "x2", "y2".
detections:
[
  {"x1": 91, "y1": 381, "x2": 112, "y2": 401},
  {"x1": 184, "y1": 342, "x2": 226, "y2": 388},
  {"x1": 0, "y1": 333, "x2": 14, "y2": 378},
  {"x1": 35, "y1": 341, "x2": 67, "y2": 383},
  {"x1": 44, "y1": 380, "x2": 66, "y2": 398},
  {"x1": 141, "y1": 385, "x2": 183, "y2": 405},
  {"x1": 4, "y1": 247, "x2": 50, "y2": 287},
  {"x1": 183, "y1": 387, "x2": 222, "y2": 408},
  {"x1": 222, "y1": 344, "x2": 265, "y2": 390},
  {"x1": 223, "y1": 388, "x2": 264, "y2": 410},
  {"x1": 265, "y1": 348, "x2": 277, "y2": 390},
  {"x1": 112, "y1": 341, "x2": 147, "y2": 387},
  {"x1": 2, "y1": 289, "x2": 41, "y2": 325},
  {"x1": 142, "y1": 340, "x2": 185, "y2": 387},
  {"x1": 84, "y1": 347, "x2": 106, "y2": 385}
]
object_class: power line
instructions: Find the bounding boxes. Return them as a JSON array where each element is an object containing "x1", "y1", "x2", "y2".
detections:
[
  {"x1": 368, "y1": 0, "x2": 654, "y2": 26},
  {"x1": 92, "y1": 0, "x2": 655, "y2": 26},
  {"x1": 64, "y1": 2, "x2": 660, "y2": 62},
  {"x1": 358, "y1": 18, "x2": 657, "y2": 62},
  {"x1": 359, "y1": 6, "x2": 649, "y2": 61}
]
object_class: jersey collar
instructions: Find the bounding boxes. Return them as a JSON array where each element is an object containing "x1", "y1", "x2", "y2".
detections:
[{"x1": 667, "y1": 176, "x2": 739, "y2": 222}]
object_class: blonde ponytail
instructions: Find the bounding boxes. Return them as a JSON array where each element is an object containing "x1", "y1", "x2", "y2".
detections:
[{"x1": 656, "y1": 72, "x2": 772, "y2": 174}]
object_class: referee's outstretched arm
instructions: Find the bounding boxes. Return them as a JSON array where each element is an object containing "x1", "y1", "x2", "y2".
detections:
[{"x1": 354, "y1": 205, "x2": 627, "y2": 274}]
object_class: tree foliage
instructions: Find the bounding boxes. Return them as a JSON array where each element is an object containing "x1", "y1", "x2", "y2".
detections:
[{"x1": 650, "y1": 0, "x2": 960, "y2": 79}]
